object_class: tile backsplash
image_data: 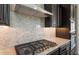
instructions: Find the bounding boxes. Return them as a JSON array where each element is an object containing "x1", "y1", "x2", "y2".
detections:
[{"x1": 0, "y1": 26, "x2": 56, "y2": 49}]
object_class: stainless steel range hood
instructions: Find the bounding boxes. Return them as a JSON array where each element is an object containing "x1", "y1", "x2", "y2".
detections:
[{"x1": 10, "y1": 4, "x2": 53, "y2": 17}]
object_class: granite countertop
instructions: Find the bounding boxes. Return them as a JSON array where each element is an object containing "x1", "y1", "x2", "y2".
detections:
[
  {"x1": 0, "y1": 37, "x2": 70, "y2": 55},
  {"x1": 37, "y1": 37, "x2": 70, "y2": 55}
]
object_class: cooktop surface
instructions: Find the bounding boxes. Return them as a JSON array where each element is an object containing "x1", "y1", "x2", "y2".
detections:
[{"x1": 15, "y1": 39, "x2": 57, "y2": 55}]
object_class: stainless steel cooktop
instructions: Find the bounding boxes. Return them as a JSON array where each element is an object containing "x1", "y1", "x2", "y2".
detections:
[{"x1": 15, "y1": 39, "x2": 57, "y2": 55}]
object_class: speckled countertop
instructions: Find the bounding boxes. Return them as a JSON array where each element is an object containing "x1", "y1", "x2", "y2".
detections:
[
  {"x1": 0, "y1": 37, "x2": 70, "y2": 55},
  {"x1": 37, "y1": 37, "x2": 70, "y2": 55}
]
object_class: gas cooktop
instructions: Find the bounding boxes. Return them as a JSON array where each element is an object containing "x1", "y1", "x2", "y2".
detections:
[{"x1": 15, "y1": 39, "x2": 57, "y2": 55}]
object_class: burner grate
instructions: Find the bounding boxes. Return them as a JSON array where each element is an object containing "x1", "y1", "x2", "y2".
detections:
[{"x1": 15, "y1": 39, "x2": 57, "y2": 55}]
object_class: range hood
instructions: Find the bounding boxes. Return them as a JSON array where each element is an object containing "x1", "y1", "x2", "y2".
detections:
[{"x1": 11, "y1": 4, "x2": 53, "y2": 17}]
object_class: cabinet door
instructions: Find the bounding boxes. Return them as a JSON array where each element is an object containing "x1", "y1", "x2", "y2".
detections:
[
  {"x1": 0, "y1": 5, "x2": 4, "y2": 24},
  {"x1": 44, "y1": 4, "x2": 58, "y2": 27},
  {"x1": 59, "y1": 43, "x2": 70, "y2": 55},
  {"x1": 57, "y1": 5, "x2": 62, "y2": 27},
  {"x1": 57, "y1": 4, "x2": 71, "y2": 28},
  {"x1": 44, "y1": 4, "x2": 52, "y2": 27},
  {"x1": 3, "y1": 4, "x2": 10, "y2": 25},
  {"x1": 0, "y1": 4, "x2": 10, "y2": 25}
]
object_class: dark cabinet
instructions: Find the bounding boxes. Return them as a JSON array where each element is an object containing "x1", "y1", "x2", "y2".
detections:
[
  {"x1": 44, "y1": 4, "x2": 52, "y2": 27},
  {"x1": 44, "y1": 4, "x2": 71, "y2": 27},
  {"x1": 44, "y1": 4, "x2": 58, "y2": 27},
  {"x1": 48, "y1": 42, "x2": 70, "y2": 55},
  {"x1": 0, "y1": 4, "x2": 10, "y2": 25},
  {"x1": 57, "y1": 4, "x2": 71, "y2": 28},
  {"x1": 57, "y1": 5, "x2": 62, "y2": 27},
  {"x1": 59, "y1": 43, "x2": 70, "y2": 55}
]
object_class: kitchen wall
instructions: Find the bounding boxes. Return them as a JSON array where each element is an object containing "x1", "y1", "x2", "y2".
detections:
[{"x1": 0, "y1": 4, "x2": 56, "y2": 50}]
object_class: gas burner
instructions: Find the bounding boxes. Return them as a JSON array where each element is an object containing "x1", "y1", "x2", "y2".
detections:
[
  {"x1": 15, "y1": 44, "x2": 34, "y2": 55},
  {"x1": 15, "y1": 39, "x2": 57, "y2": 55}
]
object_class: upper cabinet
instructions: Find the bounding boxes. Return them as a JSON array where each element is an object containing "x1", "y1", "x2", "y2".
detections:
[
  {"x1": 57, "y1": 4, "x2": 71, "y2": 28},
  {"x1": 11, "y1": 4, "x2": 53, "y2": 18},
  {"x1": 0, "y1": 4, "x2": 10, "y2": 25},
  {"x1": 44, "y1": 4, "x2": 58, "y2": 27},
  {"x1": 44, "y1": 4, "x2": 71, "y2": 28}
]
